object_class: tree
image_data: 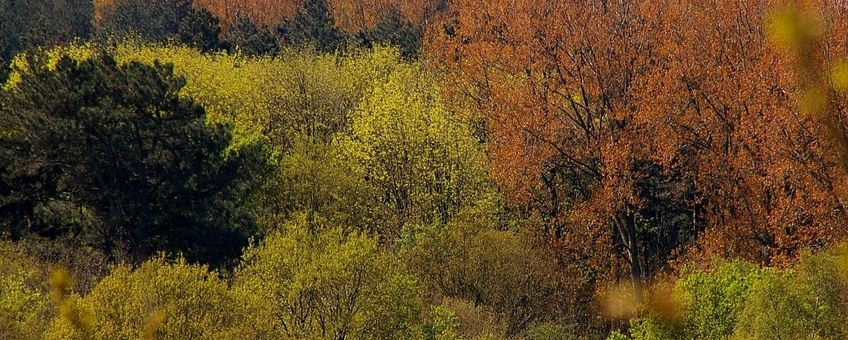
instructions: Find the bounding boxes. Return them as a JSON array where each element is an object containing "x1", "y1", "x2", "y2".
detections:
[
  {"x1": 233, "y1": 215, "x2": 421, "y2": 338},
  {"x1": 96, "y1": 0, "x2": 192, "y2": 41},
  {"x1": 429, "y1": 0, "x2": 683, "y2": 300},
  {"x1": 0, "y1": 54, "x2": 271, "y2": 265},
  {"x1": 339, "y1": 63, "x2": 492, "y2": 234},
  {"x1": 178, "y1": 6, "x2": 224, "y2": 52},
  {"x1": 355, "y1": 6, "x2": 422, "y2": 59},
  {"x1": 0, "y1": 0, "x2": 93, "y2": 76},
  {"x1": 223, "y1": 15, "x2": 280, "y2": 56},
  {"x1": 429, "y1": 0, "x2": 848, "y2": 300},
  {"x1": 278, "y1": 0, "x2": 346, "y2": 53},
  {"x1": 254, "y1": 138, "x2": 388, "y2": 234}
]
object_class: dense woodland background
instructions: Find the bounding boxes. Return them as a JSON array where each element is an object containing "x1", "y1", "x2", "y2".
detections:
[{"x1": 2, "y1": 0, "x2": 848, "y2": 338}]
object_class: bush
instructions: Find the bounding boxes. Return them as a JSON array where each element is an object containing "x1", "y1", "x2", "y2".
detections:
[
  {"x1": 402, "y1": 220, "x2": 579, "y2": 335},
  {"x1": 621, "y1": 248, "x2": 848, "y2": 339},
  {"x1": 0, "y1": 241, "x2": 53, "y2": 339},
  {"x1": 623, "y1": 260, "x2": 766, "y2": 339},
  {"x1": 233, "y1": 215, "x2": 422, "y2": 338},
  {"x1": 46, "y1": 257, "x2": 241, "y2": 339},
  {"x1": 437, "y1": 298, "x2": 507, "y2": 339},
  {"x1": 733, "y1": 246, "x2": 848, "y2": 339}
]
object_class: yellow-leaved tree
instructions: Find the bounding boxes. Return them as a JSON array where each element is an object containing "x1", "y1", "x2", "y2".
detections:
[
  {"x1": 233, "y1": 214, "x2": 421, "y2": 338},
  {"x1": 45, "y1": 257, "x2": 243, "y2": 339},
  {"x1": 339, "y1": 63, "x2": 493, "y2": 236}
]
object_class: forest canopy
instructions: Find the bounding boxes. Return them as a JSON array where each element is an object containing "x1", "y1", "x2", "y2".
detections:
[{"x1": 2, "y1": 0, "x2": 848, "y2": 338}]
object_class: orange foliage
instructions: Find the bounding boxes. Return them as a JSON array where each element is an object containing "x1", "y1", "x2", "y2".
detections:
[
  {"x1": 429, "y1": 0, "x2": 848, "y2": 279},
  {"x1": 328, "y1": 0, "x2": 445, "y2": 32},
  {"x1": 93, "y1": 0, "x2": 117, "y2": 25}
]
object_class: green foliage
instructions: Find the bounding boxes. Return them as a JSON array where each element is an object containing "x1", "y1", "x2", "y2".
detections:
[
  {"x1": 402, "y1": 219, "x2": 575, "y2": 335},
  {"x1": 255, "y1": 138, "x2": 387, "y2": 234},
  {"x1": 278, "y1": 0, "x2": 346, "y2": 53},
  {"x1": 622, "y1": 250, "x2": 848, "y2": 339},
  {"x1": 58, "y1": 43, "x2": 425, "y2": 238},
  {"x1": 525, "y1": 321, "x2": 579, "y2": 340},
  {"x1": 733, "y1": 247, "x2": 848, "y2": 339},
  {"x1": 112, "y1": 43, "x2": 402, "y2": 148},
  {"x1": 224, "y1": 15, "x2": 280, "y2": 57},
  {"x1": 436, "y1": 298, "x2": 508, "y2": 340},
  {"x1": 675, "y1": 260, "x2": 766, "y2": 338},
  {"x1": 178, "y1": 6, "x2": 224, "y2": 52},
  {"x1": 355, "y1": 6, "x2": 422, "y2": 59},
  {"x1": 624, "y1": 260, "x2": 765, "y2": 339},
  {"x1": 0, "y1": 53, "x2": 271, "y2": 264},
  {"x1": 424, "y1": 305, "x2": 461, "y2": 340},
  {"x1": 0, "y1": 0, "x2": 93, "y2": 74},
  {"x1": 234, "y1": 215, "x2": 421, "y2": 338},
  {"x1": 97, "y1": 0, "x2": 192, "y2": 41},
  {"x1": 45, "y1": 257, "x2": 241, "y2": 339}
]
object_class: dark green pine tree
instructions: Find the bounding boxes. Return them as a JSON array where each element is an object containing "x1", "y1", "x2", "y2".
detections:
[
  {"x1": 0, "y1": 54, "x2": 272, "y2": 266},
  {"x1": 0, "y1": 0, "x2": 94, "y2": 81},
  {"x1": 98, "y1": 0, "x2": 192, "y2": 42},
  {"x1": 224, "y1": 15, "x2": 280, "y2": 57},
  {"x1": 278, "y1": 0, "x2": 346, "y2": 53},
  {"x1": 178, "y1": 6, "x2": 224, "y2": 52}
]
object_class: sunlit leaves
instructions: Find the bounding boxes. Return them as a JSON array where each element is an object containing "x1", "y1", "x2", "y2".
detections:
[
  {"x1": 340, "y1": 63, "x2": 491, "y2": 233},
  {"x1": 46, "y1": 257, "x2": 241, "y2": 339},
  {"x1": 234, "y1": 215, "x2": 421, "y2": 338}
]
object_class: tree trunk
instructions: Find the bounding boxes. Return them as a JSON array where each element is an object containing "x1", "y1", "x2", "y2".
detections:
[{"x1": 625, "y1": 212, "x2": 643, "y2": 302}]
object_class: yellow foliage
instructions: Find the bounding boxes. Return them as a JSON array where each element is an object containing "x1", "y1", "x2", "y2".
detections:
[
  {"x1": 339, "y1": 62, "x2": 491, "y2": 230},
  {"x1": 4, "y1": 41, "x2": 407, "y2": 151},
  {"x1": 233, "y1": 215, "x2": 422, "y2": 338},
  {"x1": 46, "y1": 257, "x2": 243, "y2": 339},
  {"x1": 0, "y1": 242, "x2": 53, "y2": 340}
]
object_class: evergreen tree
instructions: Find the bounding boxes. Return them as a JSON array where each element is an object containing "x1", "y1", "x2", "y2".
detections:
[
  {"x1": 178, "y1": 6, "x2": 224, "y2": 52},
  {"x1": 224, "y1": 15, "x2": 280, "y2": 56},
  {"x1": 98, "y1": 0, "x2": 192, "y2": 41},
  {"x1": 0, "y1": 0, "x2": 93, "y2": 78},
  {"x1": 0, "y1": 54, "x2": 272, "y2": 265},
  {"x1": 277, "y1": 0, "x2": 345, "y2": 53}
]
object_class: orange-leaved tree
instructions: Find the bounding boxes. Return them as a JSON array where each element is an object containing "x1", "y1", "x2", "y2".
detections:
[{"x1": 428, "y1": 0, "x2": 848, "y2": 301}]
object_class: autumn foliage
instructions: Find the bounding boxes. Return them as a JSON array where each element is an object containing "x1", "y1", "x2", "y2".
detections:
[
  {"x1": 430, "y1": 0, "x2": 848, "y2": 288},
  {"x1": 7, "y1": 0, "x2": 848, "y2": 338}
]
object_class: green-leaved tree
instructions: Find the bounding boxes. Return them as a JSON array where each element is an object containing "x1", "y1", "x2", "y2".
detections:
[{"x1": 0, "y1": 54, "x2": 271, "y2": 265}]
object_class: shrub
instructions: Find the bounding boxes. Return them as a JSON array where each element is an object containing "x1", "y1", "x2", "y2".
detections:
[
  {"x1": 46, "y1": 257, "x2": 241, "y2": 339},
  {"x1": 733, "y1": 246, "x2": 848, "y2": 339},
  {"x1": 623, "y1": 260, "x2": 766, "y2": 339},
  {"x1": 233, "y1": 215, "x2": 422, "y2": 338},
  {"x1": 402, "y1": 220, "x2": 576, "y2": 335},
  {"x1": 0, "y1": 241, "x2": 53, "y2": 339}
]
